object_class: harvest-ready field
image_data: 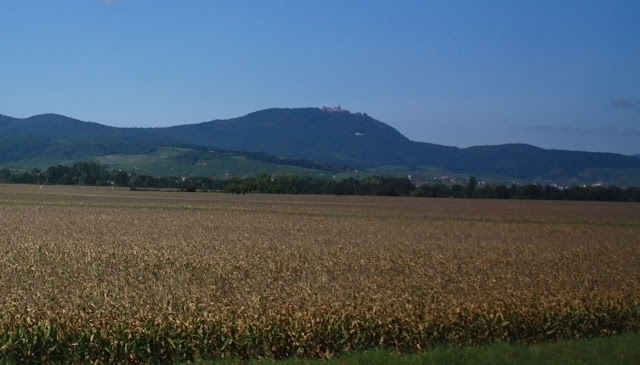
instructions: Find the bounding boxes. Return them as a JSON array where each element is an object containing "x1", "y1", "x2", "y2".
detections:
[{"x1": 1, "y1": 185, "x2": 639, "y2": 363}]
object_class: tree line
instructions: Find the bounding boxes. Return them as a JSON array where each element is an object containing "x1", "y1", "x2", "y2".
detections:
[
  {"x1": 411, "y1": 176, "x2": 640, "y2": 202},
  {"x1": 1, "y1": 162, "x2": 639, "y2": 202}
]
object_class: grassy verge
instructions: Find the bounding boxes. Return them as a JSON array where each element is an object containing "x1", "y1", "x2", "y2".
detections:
[{"x1": 192, "y1": 332, "x2": 640, "y2": 365}]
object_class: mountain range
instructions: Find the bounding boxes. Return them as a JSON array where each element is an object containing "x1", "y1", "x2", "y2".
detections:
[{"x1": 1, "y1": 108, "x2": 640, "y2": 185}]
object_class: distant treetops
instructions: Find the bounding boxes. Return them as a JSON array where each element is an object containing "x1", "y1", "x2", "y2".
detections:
[{"x1": 1, "y1": 163, "x2": 639, "y2": 202}]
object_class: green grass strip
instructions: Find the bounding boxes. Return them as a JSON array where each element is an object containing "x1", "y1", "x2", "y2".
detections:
[{"x1": 192, "y1": 332, "x2": 640, "y2": 365}]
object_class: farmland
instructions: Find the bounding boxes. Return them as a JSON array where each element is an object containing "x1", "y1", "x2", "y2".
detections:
[{"x1": 1, "y1": 185, "x2": 639, "y2": 363}]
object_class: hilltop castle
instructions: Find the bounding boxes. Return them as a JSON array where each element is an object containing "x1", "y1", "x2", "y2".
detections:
[{"x1": 322, "y1": 105, "x2": 348, "y2": 113}]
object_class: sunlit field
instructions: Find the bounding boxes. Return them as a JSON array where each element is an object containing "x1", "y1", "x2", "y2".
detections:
[{"x1": 1, "y1": 185, "x2": 639, "y2": 363}]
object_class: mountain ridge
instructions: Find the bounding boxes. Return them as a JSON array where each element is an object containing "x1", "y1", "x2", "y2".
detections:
[{"x1": 1, "y1": 108, "x2": 640, "y2": 185}]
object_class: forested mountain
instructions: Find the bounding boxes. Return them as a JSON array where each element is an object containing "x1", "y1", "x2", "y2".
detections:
[
  {"x1": 164, "y1": 108, "x2": 461, "y2": 168},
  {"x1": 1, "y1": 109, "x2": 640, "y2": 185},
  {"x1": 0, "y1": 113, "x2": 163, "y2": 162}
]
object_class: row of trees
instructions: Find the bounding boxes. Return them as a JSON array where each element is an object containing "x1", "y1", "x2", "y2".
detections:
[
  {"x1": 0, "y1": 164, "x2": 413, "y2": 196},
  {"x1": 1, "y1": 163, "x2": 124, "y2": 187},
  {"x1": 411, "y1": 178, "x2": 640, "y2": 202},
  {"x1": 1, "y1": 162, "x2": 639, "y2": 201},
  {"x1": 223, "y1": 174, "x2": 414, "y2": 196}
]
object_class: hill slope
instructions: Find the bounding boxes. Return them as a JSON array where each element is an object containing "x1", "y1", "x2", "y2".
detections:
[
  {"x1": 0, "y1": 113, "x2": 163, "y2": 162},
  {"x1": 164, "y1": 108, "x2": 425, "y2": 166},
  {"x1": 162, "y1": 108, "x2": 640, "y2": 184},
  {"x1": 0, "y1": 113, "x2": 345, "y2": 177},
  {"x1": 1, "y1": 109, "x2": 640, "y2": 185}
]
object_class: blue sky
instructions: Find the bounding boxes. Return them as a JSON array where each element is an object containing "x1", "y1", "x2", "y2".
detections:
[{"x1": 1, "y1": 0, "x2": 639, "y2": 154}]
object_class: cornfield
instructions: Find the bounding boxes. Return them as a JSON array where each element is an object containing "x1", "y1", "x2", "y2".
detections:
[{"x1": 1, "y1": 185, "x2": 639, "y2": 363}]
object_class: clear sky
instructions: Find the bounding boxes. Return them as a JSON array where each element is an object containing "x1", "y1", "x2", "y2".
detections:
[{"x1": 1, "y1": 0, "x2": 639, "y2": 154}]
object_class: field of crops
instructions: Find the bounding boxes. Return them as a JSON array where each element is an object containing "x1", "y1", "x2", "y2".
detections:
[{"x1": 1, "y1": 185, "x2": 639, "y2": 363}]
